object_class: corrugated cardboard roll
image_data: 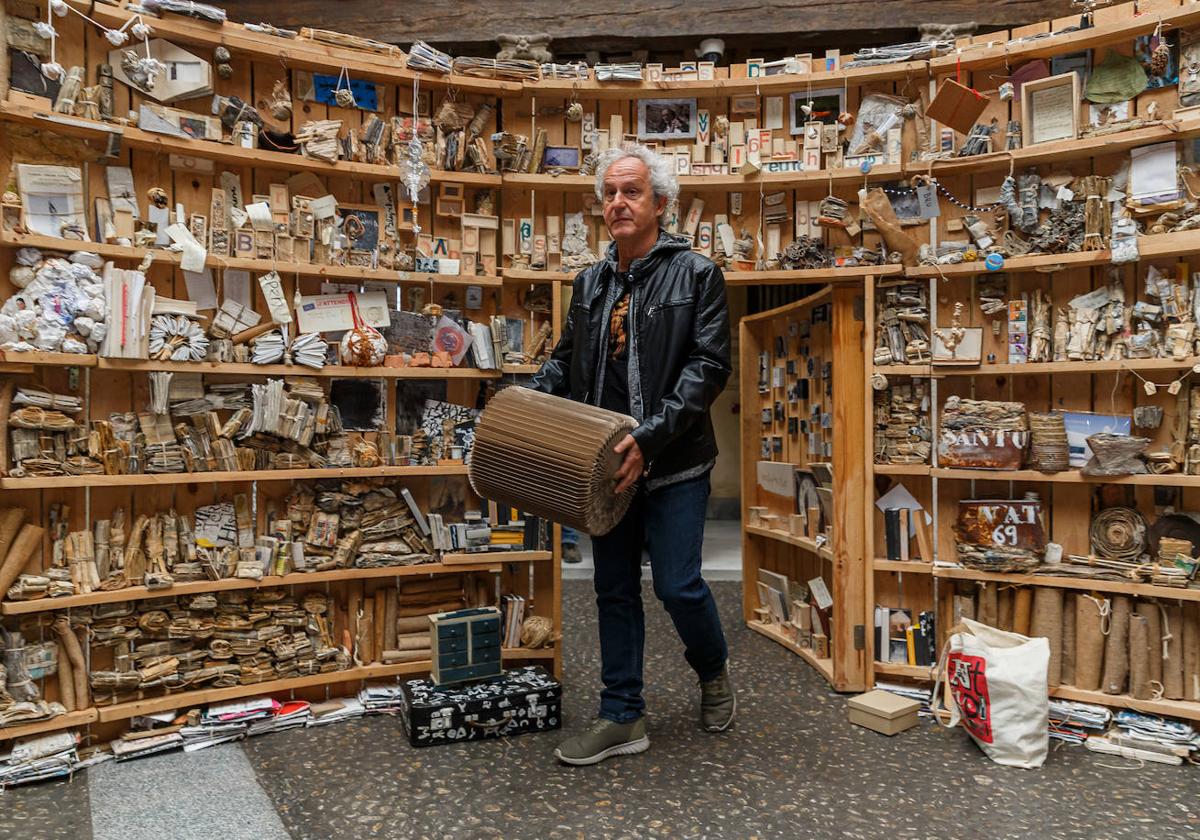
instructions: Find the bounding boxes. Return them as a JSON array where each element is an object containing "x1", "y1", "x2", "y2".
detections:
[
  {"x1": 977, "y1": 582, "x2": 998, "y2": 627},
  {"x1": 1184, "y1": 603, "x2": 1200, "y2": 701},
  {"x1": 1074, "y1": 594, "x2": 1106, "y2": 691},
  {"x1": 1163, "y1": 603, "x2": 1184, "y2": 700},
  {"x1": 470, "y1": 388, "x2": 637, "y2": 536},
  {"x1": 1060, "y1": 595, "x2": 1077, "y2": 687},
  {"x1": 1136, "y1": 601, "x2": 1164, "y2": 686},
  {"x1": 1102, "y1": 595, "x2": 1130, "y2": 695},
  {"x1": 1030, "y1": 588, "x2": 1063, "y2": 687},
  {"x1": 1130, "y1": 613, "x2": 1152, "y2": 700}
]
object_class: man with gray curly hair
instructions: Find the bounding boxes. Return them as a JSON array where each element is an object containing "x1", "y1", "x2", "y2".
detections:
[{"x1": 531, "y1": 144, "x2": 735, "y2": 766}]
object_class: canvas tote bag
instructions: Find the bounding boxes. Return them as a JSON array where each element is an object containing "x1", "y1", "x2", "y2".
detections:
[{"x1": 931, "y1": 618, "x2": 1050, "y2": 768}]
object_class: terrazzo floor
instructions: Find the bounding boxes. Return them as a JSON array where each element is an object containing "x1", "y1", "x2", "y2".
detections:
[{"x1": 2, "y1": 576, "x2": 1199, "y2": 839}]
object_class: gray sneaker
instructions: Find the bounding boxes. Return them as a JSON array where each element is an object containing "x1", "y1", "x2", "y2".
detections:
[
  {"x1": 554, "y1": 717, "x2": 649, "y2": 765},
  {"x1": 700, "y1": 666, "x2": 736, "y2": 732}
]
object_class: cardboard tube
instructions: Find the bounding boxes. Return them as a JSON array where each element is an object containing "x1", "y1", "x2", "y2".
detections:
[
  {"x1": 1061, "y1": 596, "x2": 1077, "y2": 687},
  {"x1": 1013, "y1": 588, "x2": 1033, "y2": 637},
  {"x1": 1030, "y1": 588, "x2": 1063, "y2": 687},
  {"x1": 998, "y1": 588, "x2": 1014, "y2": 632},
  {"x1": 382, "y1": 649, "x2": 431, "y2": 663},
  {"x1": 383, "y1": 588, "x2": 398, "y2": 652},
  {"x1": 1184, "y1": 603, "x2": 1200, "y2": 702},
  {"x1": 1130, "y1": 613, "x2": 1152, "y2": 700},
  {"x1": 372, "y1": 589, "x2": 387, "y2": 664},
  {"x1": 1102, "y1": 596, "x2": 1130, "y2": 695},
  {"x1": 1136, "y1": 602, "x2": 1163, "y2": 686},
  {"x1": 398, "y1": 600, "x2": 463, "y2": 618},
  {"x1": 394, "y1": 633, "x2": 430, "y2": 651},
  {"x1": 396, "y1": 615, "x2": 432, "y2": 634},
  {"x1": 1163, "y1": 603, "x2": 1184, "y2": 700},
  {"x1": 54, "y1": 641, "x2": 75, "y2": 712},
  {"x1": 52, "y1": 617, "x2": 88, "y2": 709},
  {"x1": 977, "y1": 583, "x2": 998, "y2": 627},
  {"x1": 954, "y1": 594, "x2": 975, "y2": 623},
  {"x1": 1074, "y1": 595, "x2": 1106, "y2": 691},
  {"x1": 0, "y1": 524, "x2": 44, "y2": 597},
  {"x1": 0, "y1": 508, "x2": 26, "y2": 568},
  {"x1": 357, "y1": 599, "x2": 375, "y2": 664}
]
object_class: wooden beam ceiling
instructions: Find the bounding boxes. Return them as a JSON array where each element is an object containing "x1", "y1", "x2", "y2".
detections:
[{"x1": 213, "y1": 0, "x2": 1077, "y2": 50}]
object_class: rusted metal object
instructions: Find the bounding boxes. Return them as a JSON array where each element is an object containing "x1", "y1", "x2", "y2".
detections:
[
  {"x1": 955, "y1": 498, "x2": 1045, "y2": 572},
  {"x1": 939, "y1": 396, "x2": 1028, "y2": 469}
]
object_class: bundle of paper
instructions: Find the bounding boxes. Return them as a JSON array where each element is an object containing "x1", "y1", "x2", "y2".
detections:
[
  {"x1": 1114, "y1": 710, "x2": 1200, "y2": 751},
  {"x1": 0, "y1": 732, "x2": 78, "y2": 788},
  {"x1": 875, "y1": 681, "x2": 933, "y2": 715},
  {"x1": 359, "y1": 684, "x2": 405, "y2": 714},
  {"x1": 248, "y1": 700, "x2": 311, "y2": 736},
  {"x1": 469, "y1": 388, "x2": 637, "y2": 536},
  {"x1": 202, "y1": 697, "x2": 277, "y2": 725},
  {"x1": 307, "y1": 697, "x2": 365, "y2": 727},
  {"x1": 110, "y1": 731, "x2": 183, "y2": 761},
  {"x1": 452, "y1": 57, "x2": 541, "y2": 82},
  {"x1": 290, "y1": 333, "x2": 328, "y2": 369},
  {"x1": 180, "y1": 722, "x2": 247, "y2": 752},
  {"x1": 595, "y1": 64, "x2": 643, "y2": 81},
  {"x1": 407, "y1": 41, "x2": 452, "y2": 74},
  {"x1": 13, "y1": 388, "x2": 83, "y2": 413},
  {"x1": 252, "y1": 331, "x2": 287, "y2": 365},
  {"x1": 1048, "y1": 699, "x2": 1111, "y2": 743}
]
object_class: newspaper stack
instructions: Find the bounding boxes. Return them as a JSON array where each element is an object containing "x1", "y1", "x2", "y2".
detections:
[
  {"x1": 290, "y1": 333, "x2": 328, "y2": 369},
  {"x1": 595, "y1": 64, "x2": 643, "y2": 81},
  {"x1": 407, "y1": 41, "x2": 452, "y2": 74},
  {"x1": 359, "y1": 684, "x2": 406, "y2": 715},
  {"x1": 181, "y1": 721, "x2": 247, "y2": 752},
  {"x1": 110, "y1": 731, "x2": 183, "y2": 761},
  {"x1": 307, "y1": 697, "x2": 365, "y2": 727},
  {"x1": 0, "y1": 732, "x2": 79, "y2": 788},
  {"x1": 248, "y1": 700, "x2": 311, "y2": 736},
  {"x1": 1048, "y1": 699, "x2": 1111, "y2": 744}
]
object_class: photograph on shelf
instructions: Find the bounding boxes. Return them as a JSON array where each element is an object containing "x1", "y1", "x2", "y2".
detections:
[
  {"x1": 637, "y1": 98, "x2": 698, "y2": 140},
  {"x1": 789, "y1": 89, "x2": 845, "y2": 134}
]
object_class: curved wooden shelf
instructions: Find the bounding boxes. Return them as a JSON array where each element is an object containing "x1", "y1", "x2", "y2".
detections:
[
  {"x1": 502, "y1": 268, "x2": 575, "y2": 282},
  {"x1": 934, "y1": 565, "x2": 1200, "y2": 603},
  {"x1": 94, "y1": 648, "x2": 551, "y2": 724},
  {"x1": 0, "y1": 231, "x2": 501, "y2": 288},
  {"x1": 70, "y1": 0, "x2": 523, "y2": 96},
  {"x1": 0, "y1": 709, "x2": 98, "y2": 742},
  {"x1": 745, "y1": 524, "x2": 832, "y2": 561},
  {"x1": 725, "y1": 264, "x2": 902, "y2": 286},
  {"x1": 500, "y1": 364, "x2": 541, "y2": 375},
  {"x1": 503, "y1": 163, "x2": 905, "y2": 193},
  {"x1": 930, "y1": 357, "x2": 1200, "y2": 378},
  {"x1": 0, "y1": 103, "x2": 501, "y2": 188},
  {"x1": 0, "y1": 553, "x2": 552, "y2": 615},
  {"x1": 1050, "y1": 685, "x2": 1200, "y2": 723},
  {"x1": 0, "y1": 464, "x2": 469, "y2": 490},
  {"x1": 748, "y1": 620, "x2": 834, "y2": 686},
  {"x1": 931, "y1": 468, "x2": 1200, "y2": 487}
]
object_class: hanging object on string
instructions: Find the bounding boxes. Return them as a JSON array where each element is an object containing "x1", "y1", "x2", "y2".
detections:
[
  {"x1": 927, "y1": 54, "x2": 990, "y2": 135},
  {"x1": 333, "y1": 65, "x2": 356, "y2": 108}
]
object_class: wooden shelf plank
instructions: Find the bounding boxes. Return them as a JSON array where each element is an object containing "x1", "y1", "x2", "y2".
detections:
[
  {"x1": 748, "y1": 620, "x2": 834, "y2": 685},
  {"x1": 934, "y1": 565, "x2": 1200, "y2": 603},
  {"x1": 0, "y1": 231, "x2": 501, "y2": 288},
  {"x1": 501, "y1": 269, "x2": 575, "y2": 281},
  {"x1": 0, "y1": 556, "x2": 551, "y2": 615},
  {"x1": 907, "y1": 229, "x2": 1200, "y2": 279},
  {"x1": 95, "y1": 650, "x2": 546, "y2": 723},
  {"x1": 932, "y1": 468, "x2": 1200, "y2": 487},
  {"x1": 94, "y1": 358, "x2": 499, "y2": 379},
  {"x1": 874, "y1": 464, "x2": 930, "y2": 476},
  {"x1": 0, "y1": 103, "x2": 501, "y2": 188},
  {"x1": 874, "y1": 559, "x2": 934, "y2": 574},
  {"x1": 928, "y1": 357, "x2": 1200, "y2": 378},
  {"x1": 873, "y1": 661, "x2": 932, "y2": 680},
  {"x1": 0, "y1": 464, "x2": 469, "y2": 490},
  {"x1": 745, "y1": 525, "x2": 832, "y2": 560},
  {"x1": 0, "y1": 709, "x2": 98, "y2": 742},
  {"x1": 439, "y1": 550, "x2": 552, "y2": 566},
  {"x1": 725, "y1": 264, "x2": 903, "y2": 286},
  {"x1": 527, "y1": 61, "x2": 931, "y2": 99},
  {"x1": 1050, "y1": 685, "x2": 1200, "y2": 723},
  {"x1": 502, "y1": 164, "x2": 906, "y2": 193},
  {"x1": 873, "y1": 364, "x2": 932, "y2": 377},
  {"x1": 70, "y1": 0, "x2": 523, "y2": 96},
  {"x1": 501, "y1": 364, "x2": 541, "y2": 375}
]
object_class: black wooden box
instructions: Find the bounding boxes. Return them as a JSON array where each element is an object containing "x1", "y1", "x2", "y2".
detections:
[{"x1": 398, "y1": 665, "x2": 562, "y2": 747}]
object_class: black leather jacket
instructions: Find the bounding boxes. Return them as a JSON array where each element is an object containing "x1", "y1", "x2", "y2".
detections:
[{"x1": 530, "y1": 230, "x2": 732, "y2": 488}]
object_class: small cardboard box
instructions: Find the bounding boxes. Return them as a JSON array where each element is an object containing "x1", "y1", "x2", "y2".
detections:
[{"x1": 847, "y1": 690, "x2": 920, "y2": 736}]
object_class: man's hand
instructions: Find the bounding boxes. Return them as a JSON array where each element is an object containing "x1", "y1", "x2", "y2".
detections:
[{"x1": 613, "y1": 434, "x2": 644, "y2": 494}]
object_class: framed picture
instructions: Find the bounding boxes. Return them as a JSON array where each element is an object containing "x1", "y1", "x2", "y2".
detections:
[
  {"x1": 1089, "y1": 100, "x2": 1130, "y2": 128},
  {"x1": 731, "y1": 95, "x2": 759, "y2": 115},
  {"x1": 337, "y1": 204, "x2": 381, "y2": 253},
  {"x1": 789, "y1": 88, "x2": 845, "y2": 135},
  {"x1": 1020, "y1": 72, "x2": 1081, "y2": 146},
  {"x1": 637, "y1": 98, "x2": 698, "y2": 141},
  {"x1": 542, "y1": 145, "x2": 582, "y2": 171}
]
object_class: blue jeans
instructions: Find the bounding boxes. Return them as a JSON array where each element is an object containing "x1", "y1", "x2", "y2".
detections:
[
  {"x1": 561, "y1": 526, "x2": 580, "y2": 547},
  {"x1": 591, "y1": 474, "x2": 728, "y2": 722}
]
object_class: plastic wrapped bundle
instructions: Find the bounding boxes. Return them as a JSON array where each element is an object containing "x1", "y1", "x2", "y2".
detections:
[{"x1": 469, "y1": 388, "x2": 636, "y2": 535}]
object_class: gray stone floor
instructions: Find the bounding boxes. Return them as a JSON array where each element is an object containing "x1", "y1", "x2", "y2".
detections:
[
  {"x1": 2, "y1": 573, "x2": 1199, "y2": 839},
  {"x1": 563, "y1": 518, "x2": 742, "y2": 581}
]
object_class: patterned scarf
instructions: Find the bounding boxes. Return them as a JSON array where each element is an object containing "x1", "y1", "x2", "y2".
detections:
[{"x1": 609, "y1": 293, "x2": 630, "y2": 359}]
